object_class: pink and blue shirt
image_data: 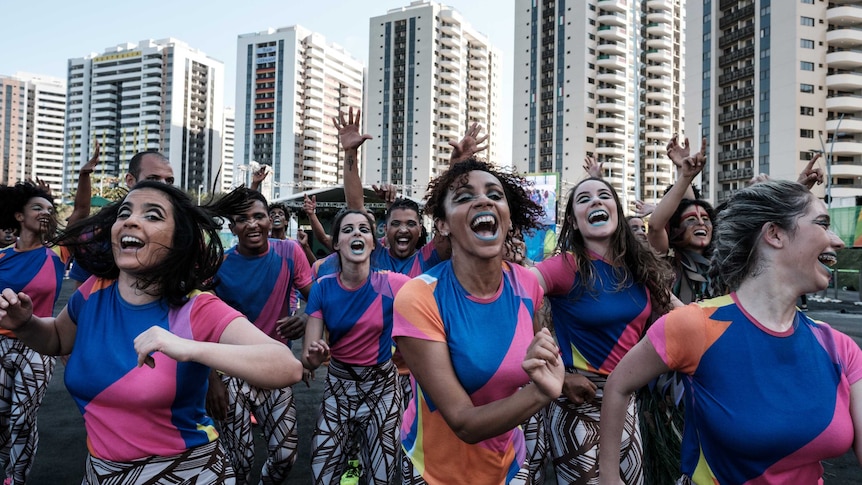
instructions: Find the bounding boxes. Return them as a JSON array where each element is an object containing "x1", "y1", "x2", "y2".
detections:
[
  {"x1": 648, "y1": 294, "x2": 862, "y2": 484},
  {"x1": 65, "y1": 278, "x2": 242, "y2": 461},
  {"x1": 306, "y1": 270, "x2": 410, "y2": 366},
  {"x1": 535, "y1": 251, "x2": 650, "y2": 374},
  {"x1": 393, "y1": 261, "x2": 544, "y2": 484},
  {"x1": 0, "y1": 245, "x2": 64, "y2": 337},
  {"x1": 313, "y1": 238, "x2": 443, "y2": 280}
]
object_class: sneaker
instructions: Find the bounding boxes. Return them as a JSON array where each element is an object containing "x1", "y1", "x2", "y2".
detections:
[{"x1": 340, "y1": 459, "x2": 362, "y2": 485}]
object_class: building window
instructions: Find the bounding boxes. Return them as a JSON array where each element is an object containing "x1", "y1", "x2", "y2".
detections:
[
  {"x1": 800, "y1": 61, "x2": 814, "y2": 71},
  {"x1": 800, "y1": 106, "x2": 814, "y2": 116},
  {"x1": 800, "y1": 83, "x2": 814, "y2": 93},
  {"x1": 801, "y1": 39, "x2": 814, "y2": 49},
  {"x1": 800, "y1": 129, "x2": 814, "y2": 138},
  {"x1": 800, "y1": 151, "x2": 814, "y2": 160},
  {"x1": 801, "y1": 0, "x2": 813, "y2": 3},
  {"x1": 801, "y1": 17, "x2": 814, "y2": 27}
]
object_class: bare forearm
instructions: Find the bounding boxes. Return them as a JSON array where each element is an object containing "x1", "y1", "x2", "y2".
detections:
[
  {"x1": 69, "y1": 174, "x2": 93, "y2": 226},
  {"x1": 309, "y1": 213, "x2": 332, "y2": 251},
  {"x1": 446, "y1": 383, "x2": 551, "y2": 444},
  {"x1": 12, "y1": 316, "x2": 67, "y2": 355},
  {"x1": 192, "y1": 342, "x2": 301, "y2": 388},
  {"x1": 343, "y1": 148, "x2": 365, "y2": 211},
  {"x1": 597, "y1": 383, "x2": 633, "y2": 481}
]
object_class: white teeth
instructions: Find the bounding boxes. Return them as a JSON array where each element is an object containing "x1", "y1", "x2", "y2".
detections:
[
  {"x1": 588, "y1": 210, "x2": 609, "y2": 224},
  {"x1": 694, "y1": 230, "x2": 708, "y2": 237},
  {"x1": 471, "y1": 215, "x2": 496, "y2": 229},
  {"x1": 120, "y1": 236, "x2": 144, "y2": 248},
  {"x1": 818, "y1": 254, "x2": 838, "y2": 267}
]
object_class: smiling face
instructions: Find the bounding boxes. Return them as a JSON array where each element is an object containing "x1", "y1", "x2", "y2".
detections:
[
  {"x1": 386, "y1": 207, "x2": 422, "y2": 259},
  {"x1": 678, "y1": 203, "x2": 713, "y2": 252},
  {"x1": 439, "y1": 170, "x2": 511, "y2": 260},
  {"x1": 334, "y1": 212, "x2": 375, "y2": 265},
  {"x1": 231, "y1": 200, "x2": 271, "y2": 256},
  {"x1": 570, "y1": 179, "x2": 618, "y2": 249},
  {"x1": 1, "y1": 228, "x2": 15, "y2": 246},
  {"x1": 15, "y1": 196, "x2": 55, "y2": 239},
  {"x1": 269, "y1": 207, "x2": 286, "y2": 230},
  {"x1": 628, "y1": 217, "x2": 648, "y2": 243},
  {"x1": 788, "y1": 196, "x2": 845, "y2": 293},
  {"x1": 126, "y1": 153, "x2": 175, "y2": 187},
  {"x1": 110, "y1": 188, "x2": 175, "y2": 275}
]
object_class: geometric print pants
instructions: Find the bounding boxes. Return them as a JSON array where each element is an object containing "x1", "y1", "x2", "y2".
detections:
[
  {"x1": 0, "y1": 336, "x2": 55, "y2": 485},
  {"x1": 546, "y1": 370, "x2": 643, "y2": 485},
  {"x1": 311, "y1": 359, "x2": 401, "y2": 485},
  {"x1": 217, "y1": 374, "x2": 297, "y2": 484}
]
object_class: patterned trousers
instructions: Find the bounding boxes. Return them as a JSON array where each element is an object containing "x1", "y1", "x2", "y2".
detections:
[
  {"x1": 546, "y1": 371, "x2": 642, "y2": 485},
  {"x1": 0, "y1": 336, "x2": 55, "y2": 485},
  {"x1": 312, "y1": 359, "x2": 401, "y2": 485},
  {"x1": 217, "y1": 375, "x2": 297, "y2": 484},
  {"x1": 83, "y1": 439, "x2": 236, "y2": 484}
]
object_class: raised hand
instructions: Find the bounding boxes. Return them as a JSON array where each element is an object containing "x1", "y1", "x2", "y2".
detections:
[
  {"x1": 81, "y1": 142, "x2": 100, "y2": 175},
  {"x1": 634, "y1": 200, "x2": 655, "y2": 218},
  {"x1": 302, "y1": 194, "x2": 317, "y2": 215},
  {"x1": 372, "y1": 183, "x2": 397, "y2": 205},
  {"x1": 333, "y1": 107, "x2": 372, "y2": 152},
  {"x1": 252, "y1": 165, "x2": 270, "y2": 185},
  {"x1": 583, "y1": 155, "x2": 604, "y2": 179},
  {"x1": 521, "y1": 328, "x2": 564, "y2": 400},
  {"x1": 449, "y1": 122, "x2": 488, "y2": 164},
  {"x1": 797, "y1": 153, "x2": 824, "y2": 190},
  {"x1": 0, "y1": 288, "x2": 34, "y2": 331}
]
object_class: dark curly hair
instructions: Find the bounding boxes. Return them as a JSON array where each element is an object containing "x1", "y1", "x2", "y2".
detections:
[
  {"x1": 0, "y1": 181, "x2": 54, "y2": 232},
  {"x1": 268, "y1": 202, "x2": 288, "y2": 216},
  {"x1": 423, "y1": 158, "x2": 545, "y2": 256},
  {"x1": 557, "y1": 177, "x2": 674, "y2": 314},
  {"x1": 56, "y1": 182, "x2": 252, "y2": 307}
]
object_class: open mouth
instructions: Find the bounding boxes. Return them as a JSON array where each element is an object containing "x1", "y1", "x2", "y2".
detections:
[
  {"x1": 587, "y1": 209, "x2": 609, "y2": 226},
  {"x1": 693, "y1": 229, "x2": 709, "y2": 237},
  {"x1": 349, "y1": 239, "x2": 366, "y2": 254},
  {"x1": 818, "y1": 252, "x2": 838, "y2": 271},
  {"x1": 120, "y1": 236, "x2": 144, "y2": 249},
  {"x1": 246, "y1": 231, "x2": 263, "y2": 240},
  {"x1": 470, "y1": 212, "x2": 499, "y2": 241}
]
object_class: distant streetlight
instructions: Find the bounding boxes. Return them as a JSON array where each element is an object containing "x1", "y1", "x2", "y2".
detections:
[
  {"x1": 198, "y1": 184, "x2": 204, "y2": 205},
  {"x1": 817, "y1": 113, "x2": 845, "y2": 209}
]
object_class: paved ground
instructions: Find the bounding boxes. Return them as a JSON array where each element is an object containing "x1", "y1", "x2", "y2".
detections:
[{"x1": 9, "y1": 280, "x2": 862, "y2": 483}]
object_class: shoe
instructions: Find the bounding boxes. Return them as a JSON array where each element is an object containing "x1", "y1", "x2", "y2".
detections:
[{"x1": 340, "y1": 459, "x2": 362, "y2": 485}]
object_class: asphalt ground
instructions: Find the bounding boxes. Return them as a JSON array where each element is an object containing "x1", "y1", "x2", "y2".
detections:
[{"x1": 8, "y1": 280, "x2": 862, "y2": 483}]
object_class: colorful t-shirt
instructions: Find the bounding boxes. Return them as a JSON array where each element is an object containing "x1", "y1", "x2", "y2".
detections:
[
  {"x1": 306, "y1": 270, "x2": 410, "y2": 366},
  {"x1": 648, "y1": 294, "x2": 862, "y2": 485},
  {"x1": 313, "y1": 239, "x2": 443, "y2": 280},
  {"x1": 393, "y1": 261, "x2": 544, "y2": 484},
  {"x1": 535, "y1": 251, "x2": 650, "y2": 374},
  {"x1": 0, "y1": 245, "x2": 64, "y2": 337},
  {"x1": 65, "y1": 277, "x2": 242, "y2": 462},
  {"x1": 214, "y1": 238, "x2": 313, "y2": 341}
]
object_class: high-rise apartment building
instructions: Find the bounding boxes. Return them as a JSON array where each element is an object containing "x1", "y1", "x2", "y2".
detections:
[
  {"x1": 0, "y1": 73, "x2": 66, "y2": 189},
  {"x1": 513, "y1": 0, "x2": 685, "y2": 209},
  {"x1": 65, "y1": 38, "x2": 225, "y2": 193},
  {"x1": 235, "y1": 26, "x2": 364, "y2": 200},
  {"x1": 687, "y1": 0, "x2": 862, "y2": 206},
  {"x1": 366, "y1": 0, "x2": 502, "y2": 198},
  {"x1": 221, "y1": 106, "x2": 235, "y2": 192}
]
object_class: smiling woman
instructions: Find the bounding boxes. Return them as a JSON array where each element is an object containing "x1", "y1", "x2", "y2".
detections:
[
  {"x1": 0, "y1": 182, "x2": 303, "y2": 484},
  {"x1": 599, "y1": 180, "x2": 862, "y2": 485},
  {"x1": 393, "y1": 158, "x2": 563, "y2": 484}
]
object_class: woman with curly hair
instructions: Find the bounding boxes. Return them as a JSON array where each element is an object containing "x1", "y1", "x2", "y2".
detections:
[
  {"x1": 393, "y1": 158, "x2": 564, "y2": 484},
  {"x1": 600, "y1": 179, "x2": 861, "y2": 484},
  {"x1": 531, "y1": 177, "x2": 675, "y2": 484},
  {"x1": 0, "y1": 182, "x2": 303, "y2": 484},
  {"x1": 0, "y1": 181, "x2": 64, "y2": 485}
]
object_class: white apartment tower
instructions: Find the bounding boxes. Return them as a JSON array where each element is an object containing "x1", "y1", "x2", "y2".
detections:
[
  {"x1": 686, "y1": 0, "x2": 862, "y2": 206},
  {"x1": 513, "y1": 0, "x2": 685, "y2": 209},
  {"x1": 221, "y1": 106, "x2": 235, "y2": 192},
  {"x1": 235, "y1": 26, "x2": 364, "y2": 200},
  {"x1": 367, "y1": 0, "x2": 503, "y2": 198},
  {"x1": 65, "y1": 39, "x2": 225, "y2": 193},
  {"x1": 0, "y1": 73, "x2": 66, "y2": 189}
]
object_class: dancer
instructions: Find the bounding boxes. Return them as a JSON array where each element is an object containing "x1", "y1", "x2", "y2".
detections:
[
  {"x1": 600, "y1": 179, "x2": 862, "y2": 484},
  {"x1": 394, "y1": 158, "x2": 564, "y2": 484},
  {"x1": 209, "y1": 188, "x2": 313, "y2": 484},
  {"x1": 302, "y1": 209, "x2": 409, "y2": 484},
  {"x1": 626, "y1": 216, "x2": 648, "y2": 244},
  {"x1": 0, "y1": 182, "x2": 64, "y2": 485},
  {"x1": 531, "y1": 177, "x2": 674, "y2": 484},
  {"x1": 0, "y1": 182, "x2": 302, "y2": 483}
]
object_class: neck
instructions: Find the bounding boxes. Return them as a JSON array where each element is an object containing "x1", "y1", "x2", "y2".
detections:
[
  {"x1": 734, "y1": 275, "x2": 799, "y2": 332},
  {"x1": 583, "y1": 238, "x2": 611, "y2": 260},
  {"x1": 117, "y1": 272, "x2": 162, "y2": 305},
  {"x1": 338, "y1": 258, "x2": 370, "y2": 289},
  {"x1": 15, "y1": 230, "x2": 44, "y2": 251},
  {"x1": 450, "y1": 251, "x2": 503, "y2": 298},
  {"x1": 271, "y1": 227, "x2": 286, "y2": 240}
]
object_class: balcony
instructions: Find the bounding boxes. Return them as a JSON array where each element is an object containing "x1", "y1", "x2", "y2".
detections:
[
  {"x1": 646, "y1": 0, "x2": 670, "y2": 12},
  {"x1": 829, "y1": 117, "x2": 862, "y2": 134},
  {"x1": 597, "y1": 99, "x2": 627, "y2": 113},
  {"x1": 717, "y1": 147, "x2": 754, "y2": 162},
  {"x1": 647, "y1": 75, "x2": 673, "y2": 89},
  {"x1": 718, "y1": 85, "x2": 755, "y2": 105},
  {"x1": 645, "y1": 116, "x2": 672, "y2": 129},
  {"x1": 646, "y1": 22, "x2": 672, "y2": 36},
  {"x1": 827, "y1": 5, "x2": 862, "y2": 27},
  {"x1": 718, "y1": 65, "x2": 755, "y2": 85},
  {"x1": 598, "y1": 40, "x2": 627, "y2": 57},
  {"x1": 827, "y1": 28, "x2": 862, "y2": 48},
  {"x1": 597, "y1": 54, "x2": 627, "y2": 70},
  {"x1": 597, "y1": 85, "x2": 626, "y2": 99},
  {"x1": 598, "y1": 11, "x2": 627, "y2": 27},
  {"x1": 647, "y1": 36, "x2": 673, "y2": 51},
  {"x1": 827, "y1": 72, "x2": 862, "y2": 90},
  {"x1": 646, "y1": 48, "x2": 672, "y2": 63},
  {"x1": 718, "y1": 4, "x2": 755, "y2": 30},
  {"x1": 597, "y1": 0, "x2": 626, "y2": 13},
  {"x1": 596, "y1": 130, "x2": 626, "y2": 143},
  {"x1": 827, "y1": 50, "x2": 862, "y2": 70},
  {"x1": 647, "y1": 11, "x2": 673, "y2": 24},
  {"x1": 646, "y1": 89, "x2": 672, "y2": 102},
  {"x1": 596, "y1": 71, "x2": 628, "y2": 85},
  {"x1": 718, "y1": 25, "x2": 755, "y2": 48},
  {"x1": 718, "y1": 45, "x2": 755, "y2": 68},
  {"x1": 717, "y1": 167, "x2": 754, "y2": 181},
  {"x1": 717, "y1": 106, "x2": 755, "y2": 123},
  {"x1": 597, "y1": 25, "x2": 626, "y2": 42},
  {"x1": 717, "y1": 126, "x2": 754, "y2": 143},
  {"x1": 826, "y1": 95, "x2": 862, "y2": 112}
]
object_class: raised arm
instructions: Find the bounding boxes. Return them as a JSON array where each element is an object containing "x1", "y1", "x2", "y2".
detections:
[
  {"x1": 647, "y1": 136, "x2": 706, "y2": 255},
  {"x1": 583, "y1": 155, "x2": 604, "y2": 179},
  {"x1": 449, "y1": 122, "x2": 488, "y2": 165},
  {"x1": 249, "y1": 165, "x2": 270, "y2": 192},
  {"x1": 303, "y1": 195, "x2": 332, "y2": 251},
  {"x1": 0, "y1": 289, "x2": 76, "y2": 355},
  {"x1": 68, "y1": 142, "x2": 101, "y2": 227},
  {"x1": 397, "y1": 328, "x2": 563, "y2": 444},
  {"x1": 797, "y1": 153, "x2": 824, "y2": 190},
  {"x1": 334, "y1": 107, "x2": 372, "y2": 212}
]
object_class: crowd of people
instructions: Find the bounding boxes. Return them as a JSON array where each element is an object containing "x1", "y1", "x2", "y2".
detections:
[{"x1": 0, "y1": 107, "x2": 860, "y2": 485}]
